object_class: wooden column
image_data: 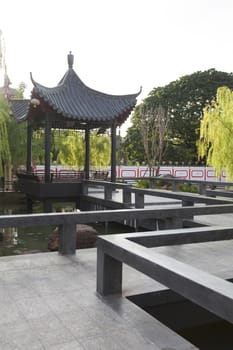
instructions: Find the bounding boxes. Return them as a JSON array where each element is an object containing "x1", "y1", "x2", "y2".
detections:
[
  {"x1": 44, "y1": 114, "x2": 51, "y2": 183},
  {"x1": 84, "y1": 128, "x2": 90, "y2": 180},
  {"x1": 111, "y1": 121, "x2": 117, "y2": 182},
  {"x1": 26, "y1": 121, "x2": 33, "y2": 173}
]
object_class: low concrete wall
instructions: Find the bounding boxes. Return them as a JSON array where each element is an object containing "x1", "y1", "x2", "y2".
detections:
[
  {"x1": 0, "y1": 192, "x2": 26, "y2": 204},
  {"x1": 17, "y1": 179, "x2": 82, "y2": 199}
]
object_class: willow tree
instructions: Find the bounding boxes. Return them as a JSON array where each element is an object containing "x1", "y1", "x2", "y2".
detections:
[
  {"x1": 90, "y1": 133, "x2": 110, "y2": 168},
  {"x1": 55, "y1": 130, "x2": 110, "y2": 168},
  {"x1": 56, "y1": 130, "x2": 85, "y2": 168},
  {"x1": 0, "y1": 96, "x2": 11, "y2": 177},
  {"x1": 124, "y1": 69, "x2": 233, "y2": 165},
  {"x1": 198, "y1": 86, "x2": 233, "y2": 179}
]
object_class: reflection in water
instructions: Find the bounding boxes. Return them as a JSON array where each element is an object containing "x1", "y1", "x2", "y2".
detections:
[
  {"x1": 0, "y1": 201, "x2": 61, "y2": 256},
  {"x1": 0, "y1": 200, "x2": 94, "y2": 256},
  {"x1": 0, "y1": 208, "x2": 19, "y2": 248},
  {"x1": 0, "y1": 198, "x2": 133, "y2": 256},
  {"x1": 1, "y1": 227, "x2": 18, "y2": 245}
]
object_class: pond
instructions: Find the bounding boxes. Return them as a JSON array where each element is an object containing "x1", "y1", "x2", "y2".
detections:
[
  {"x1": 0, "y1": 193, "x2": 134, "y2": 256},
  {"x1": 0, "y1": 194, "x2": 59, "y2": 256}
]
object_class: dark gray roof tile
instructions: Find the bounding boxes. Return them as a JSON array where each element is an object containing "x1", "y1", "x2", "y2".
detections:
[
  {"x1": 31, "y1": 68, "x2": 140, "y2": 123},
  {"x1": 9, "y1": 99, "x2": 30, "y2": 121},
  {"x1": 10, "y1": 54, "x2": 141, "y2": 128}
]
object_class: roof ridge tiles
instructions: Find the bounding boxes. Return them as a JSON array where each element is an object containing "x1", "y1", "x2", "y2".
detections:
[{"x1": 11, "y1": 56, "x2": 141, "y2": 127}]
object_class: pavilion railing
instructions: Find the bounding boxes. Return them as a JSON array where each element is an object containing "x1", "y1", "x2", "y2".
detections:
[{"x1": 16, "y1": 169, "x2": 109, "y2": 182}]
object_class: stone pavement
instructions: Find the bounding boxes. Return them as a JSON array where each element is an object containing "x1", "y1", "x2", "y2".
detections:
[
  {"x1": 0, "y1": 248, "x2": 199, "y2": 350},
  {"x1": 89, "y1": 187, "x2": 182, "y2": 207},
  {"x1": 195, "y1": 212, "x2": 233, "y2": 227},
  {"x1": 1, "y1": 210, "x2": 233, "y2": 349}
]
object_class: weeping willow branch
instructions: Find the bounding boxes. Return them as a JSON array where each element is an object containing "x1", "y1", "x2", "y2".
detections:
[
  {"x1": 198, "y1": 86, "x2": 233, "y2": 180},
  {"x1": 0, "y1": 116, "x2": 11, "y2": 177}
]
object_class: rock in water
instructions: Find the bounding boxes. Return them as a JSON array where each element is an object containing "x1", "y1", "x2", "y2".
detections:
[{"x1": 48, "y1": 224, "x2": 97, "y2": 251}]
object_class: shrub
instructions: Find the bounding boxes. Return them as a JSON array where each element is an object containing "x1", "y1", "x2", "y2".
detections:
[
  {"x1": 135, "y1": 179, "x2": 150, "y2": 188},
  {"x1": 178, "y1": 183, "x2": 198, "y2": 193}
]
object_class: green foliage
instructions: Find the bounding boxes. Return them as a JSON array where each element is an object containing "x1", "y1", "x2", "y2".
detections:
[
  {"x1": 0, "y1": 119, "x2": 111, "y2": 172},
  {"x1": 135, "y1": 179, "x2": 150, "y2": 188},
  {"x1": 90, "y1": 133, "x2": 110, "y2": 167},
  {"x1": 135, "y1": 178, "x2": 198, "y2": 192},
  {"x1": 178, "y1": 183, "x2": 198, "y2": 193},
  {"x1": 148, "y1": 69, "x2": 233, "y2": 163},
  {"x1": 32, "y1": 130, "x2": 46, "y2": 165},
  {"x1": 198, "y1": 86, "x2": 233, "y2": 180},
  {"x1": 0, "y1": 96, "x2": 11, "y2": 176},
  {"x1": 121, "y1": 125, "x2": 145, "y2": 164},
  {"x1": 56, "y1": 130, "x2": 85, "y2": 168},
  {"x1": 7, "y1": 118, "x2": 27, "y2": 170},
  {"x1": 125, "y1": 69, "x2": 233, "y2": 164},
  {"x1": 54, "y1": 130, "x2": 111, "y2": 169},
  {"x1": 0, "y1": 30, "x2": 28, "y2": 175}
]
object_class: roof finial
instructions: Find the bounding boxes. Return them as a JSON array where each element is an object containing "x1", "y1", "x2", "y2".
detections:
[{"x1": 67, "y1": 51, "x2": 74, "y2": 69}]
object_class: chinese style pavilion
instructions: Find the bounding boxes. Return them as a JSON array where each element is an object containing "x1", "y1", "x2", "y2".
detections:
[{"x1": 11, "y1": 52, "x2": 141, "y2": 183}]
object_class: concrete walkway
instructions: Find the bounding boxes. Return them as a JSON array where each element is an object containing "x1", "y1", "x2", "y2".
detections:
[
  {"x1": 89, "y1": 187, "x2": 182, "y2": 207},
  {"x1": 0, "y1": 248, "x2": 199, "y2": 350},
  {"x1": 1, "y1": 189, "x2": 233, "y2": 349},
  {"x1": 195, "y1": 212, "x2": 233, "y2": 226},
  {"x1": 1, "y1": 220, "x2": 233, "y2": 349}
]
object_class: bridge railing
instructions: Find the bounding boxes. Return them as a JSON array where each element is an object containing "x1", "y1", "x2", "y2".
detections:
[
  {"x1": 118, "y1": 176, "x2": 233, "y2": 194},
  {"x1": 2, "y1": 203, "x2": 233, "y2": 255},
  {"x1": 96, "y1": 226, "x2": 233, "y2": 326},
  {"x1": 82, "y1": 179, "x2": 233, "y2": 208}
]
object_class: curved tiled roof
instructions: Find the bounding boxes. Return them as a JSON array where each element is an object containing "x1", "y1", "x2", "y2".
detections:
[
  {"x1": 29, "y1": 53, "x2": 141, "y2": 127},
  {"x1": 9, "y1": 99, "x2": 30, "y2": 121},
  {"x1": 10, "y1": 54, "x2": 141, "y2": 128}
]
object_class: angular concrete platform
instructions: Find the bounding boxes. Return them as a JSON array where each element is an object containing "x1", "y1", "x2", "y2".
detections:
[
  {"x1": 0, "y1": 247, "x2": 202, "y2": 350},
  {"x1": 1, "y1": 203, "x2": 233, "y2": 349},
  {"x1": 1, "y1": 231, "x2": 233, "y2": 350}
]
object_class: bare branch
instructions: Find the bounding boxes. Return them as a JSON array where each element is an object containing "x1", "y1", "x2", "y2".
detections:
[{"x1": 139, "y1": 105, "x2": 170, "y2": 173}]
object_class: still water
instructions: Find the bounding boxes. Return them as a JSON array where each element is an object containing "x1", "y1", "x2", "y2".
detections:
[
  {"x1": 0, "y1": 194, "x2": 133, "y2": 256},
  {"x1": 0, "y1": 197, "x2": 58, "y2": 256}
]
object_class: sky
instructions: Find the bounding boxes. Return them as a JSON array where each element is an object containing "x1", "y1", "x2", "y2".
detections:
[{"x1": 1, "y1": 0, "x2": 233, "y2": 134}]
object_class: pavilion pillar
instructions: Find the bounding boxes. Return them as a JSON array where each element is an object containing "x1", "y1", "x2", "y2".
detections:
[
  {"x1": 84, "y1": 128, "x2": 90, "y2": 179},
  {"x1": 111, "y1": 121, "x2": 117, "y2": 182},
  {"x1": 26, "y1": 121, "x2": 33, "y2": 173},
  {"x1": 44, "y1": 114, "x2": 51, "y2": 183}
]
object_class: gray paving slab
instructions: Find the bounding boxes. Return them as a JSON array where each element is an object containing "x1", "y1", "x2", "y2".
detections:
[
  {"x1": 2, "y1": 206, "x2": 233, "y2": 350},
  {"x1": 2, "y1": 190, "x2": 233, "y2": 349},
  {"x1": 195, "y1": 212, "x2": 233, "y2": 226},
  {"x1": 0, "y1": 248, "x2": 198, "y2": 350},
  {"x1": 153, "y1": 239, "x2": 233, "y2": 279},
  {"x1": 89, "y1": 188, "x2": 181, "y2": 206}
]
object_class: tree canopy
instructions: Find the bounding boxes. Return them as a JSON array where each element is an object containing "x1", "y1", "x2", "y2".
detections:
[
  {"x1": 0, "y1": 82, "x2": 28, "y2": 177},
  {"x1": 123, "y1": 69, "x2": 233, "y2": 164},
  {"x1": 198, "y1": 86, "x2": 233, "y2": 180}
]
